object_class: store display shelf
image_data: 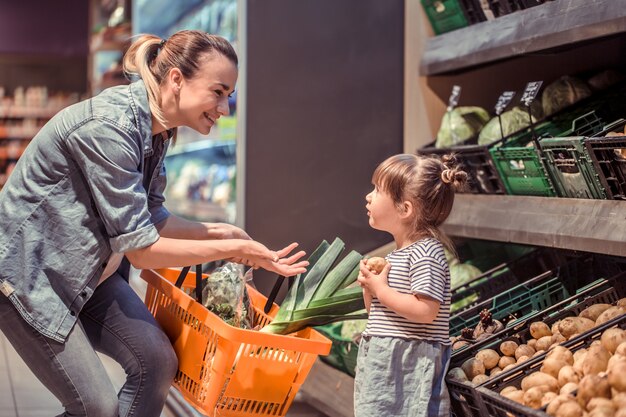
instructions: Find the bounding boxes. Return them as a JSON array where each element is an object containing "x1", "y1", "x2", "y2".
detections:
[
  {"x1": 420, "y1": 0, "x2": 626, "y2": 75},
  {"x1": 443, "y1": 194, "x2": 626, "y2": 257},
  {"x1": 0, "y1": 108, "x2": 57, "y2": 119}
]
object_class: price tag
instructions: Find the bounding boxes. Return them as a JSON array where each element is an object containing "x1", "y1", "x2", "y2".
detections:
[
  {"x1": 521, "y1": 81, "x2": 543, "y2": 106},
  {"x1": 447, "y1": 85, "x2": 462, "y2": 112},
  {"x1": 494, "y1": 91, "x2": 516, "y2": 116}
]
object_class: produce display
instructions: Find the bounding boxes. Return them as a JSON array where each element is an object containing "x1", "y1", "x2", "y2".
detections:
[
  {"x1": 477, "y1": 106, "x2": 538, "y2": 146},
  {"x1": 446, "y1": 273, "x2": 626, "y2": 417}
]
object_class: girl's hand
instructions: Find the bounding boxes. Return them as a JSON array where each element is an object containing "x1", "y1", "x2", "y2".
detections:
[{"x1": 357, "y1": 259, "x2": 391, "y2": 298}]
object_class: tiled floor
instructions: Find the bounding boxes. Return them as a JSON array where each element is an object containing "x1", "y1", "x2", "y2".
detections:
[{"x1": 0, "y1": 271, "x2": 328, "y2": 417}]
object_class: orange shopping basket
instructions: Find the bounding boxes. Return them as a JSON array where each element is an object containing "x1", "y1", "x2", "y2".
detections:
[{"x1": 140, "y1": 266, "x2": 332, "y2": 416}]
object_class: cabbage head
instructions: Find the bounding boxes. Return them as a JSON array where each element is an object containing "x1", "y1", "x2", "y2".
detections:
[
  {"x1": 478, "y1": 106, "x2": 537, "y2": 146},
  {"x1": 450, "y1": 262, "x2": 482, "y2": 290},
  {"x1": 542, "y1": 75, "x2": 592, "y2": 116},
  {"x1": 435, "y1": 106, "x2": 490, "y2": 148}
]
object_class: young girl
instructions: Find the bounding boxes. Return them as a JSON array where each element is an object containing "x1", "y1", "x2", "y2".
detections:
[{"x1": 354, "y1": 153, "x2": 468, "y2": 417}]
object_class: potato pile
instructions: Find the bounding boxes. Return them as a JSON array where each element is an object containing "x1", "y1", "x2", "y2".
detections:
[
  {"x1": 447, "y1": 298, "x2": 626, "y2": 416},
  {"x1": 498, "y1": 327, "x2": 626, "y2": 417}
]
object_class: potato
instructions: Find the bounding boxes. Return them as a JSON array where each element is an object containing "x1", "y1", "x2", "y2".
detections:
[
  {"x1": 527, "y1": 338, "x2": 538, "y2": 350},
  {"x1": 573, "y1": 348, "x2": 587, "y2": 363},
  {"x1": 515, "y1": 344, "x2": 536, "y2": 360},
  {"x1": 546, "y1": 394, "x2": 576, "y2": 416},
  {"x1": 542, "y1": 391, "x2": 558, "y2": 408},
  {"x1": 555, "y1": 401, "x2": 584, "y2": 417},
  {"x1": 524, "y1": 385, "x2": 550, "y2": 409},
  {"x1": 587, "y1": 407, "x2": 615, "y2": 417},
  {"x1": 365, "y1": 257, "x2": 388, "y2": 274},
  {"x1": 472, "y1": 374, "x2": 489, "y2": 385},
  {"x1": 580, "y1": 304, "x2": 612, "y2": 322},
  {"x1": 616, "y1": 341, "x2": 626, "y2": 356},
  {"x1": 517, "y1": 355, "x2": 530, "y2": 364},
  {"x1": 560, "y1": 382, "x2": 578, "y2": 395},
  {"x1": 537, "y1": 335, "x2": 554, "y2": 352},
  {"x1": 577, "y1": 374, "x2": 611, "y2": 407},
  {"x1": 499, "y1": 355, "x2": 516, "y2": 369},
  {"x1": 500, "y1": 340, "x2": 518, "y2": 357},
  {"x1": 490, "y1": 366, "x2": 502, "y2": 375},
  {"x1": 612, "y1": 392, "x2": 626, "y2": 409},
  {"x1": 608, "y1": 360, "x2": 626, "y2": 392},
  {"x1": 461, "y1": 358, "x2": 485, "y2": 380},
  {"x1": 552, "y1": 321, "x2": 562, "y2": 335},
  {"x1": 552, "y1": 333, "x2": 567, "y2": 345},
  {"x1": 601, "y1": 328, "x2": 626, "y2": 354},
  {"x1": 476, "y1": 349, "x2": 500, "y2": 370},
  {"x1": 616, "y1": 409, "x2": 626, "y2": 417},
  {"x1": 447, "y1": 367, "x2": 468, "y2": 381},
  {"x1": 521, "y1": 372, "x2": 560, "y2": 392},
  {"x1": 503, "y1": 363, "x2": 517, "y2": 372},
  {"x1": 558, "y1": 366, "x2": 580, "y2": 387},
  {"x1": 502, "y1": 389, "x2": 524, "y2": 404},
  {"x1": 558, "y1": 317, "x2": 595, "y2": 339},
  {"x1": 596, "y1": 306, "x2": 626, "y2": 326},
  {"x1": 587, "y1": 397, "x2": 615, "y2": 413},
  {"x1": 582, "y1": 344, "x2": 611, "y2": 376},
  {"x1": 608, "y1": 354, "x2": 626, "y2": 373},
  {"x1": 548, "y1": 345, "x2": 574, "y2": 365},
  {"x1": 533, "y1": 350, "x2": 545, "y2": 358},
  {"x1": 500, "y1": 385, "x2": 518, "y2": 395},
  {"x1": 617, "y1": 297, "x2": 626, "y2": 308},
  {"x1": 531, "y1": 321, "x2": 553, "y2": 339},
  {"x1": 542, "y1": 358, "x2": 570, "y2": 378}
]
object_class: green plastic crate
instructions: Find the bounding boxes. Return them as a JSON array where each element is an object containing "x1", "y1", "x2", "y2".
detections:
[
  {"x1": 490, "y1": 146, "x2": 556, "y2": 196},
  {"x1": 315, "y1": 322, "x2": 359, "y2": 377},
  {"x1": 421, "y1": 0, "x2": 469, "y2": 34},
  {"x1": 540, "y1": 136, "x2": 607, "y2": 199},
  {"x1": 449, "y1": 271, "x2": 569, "y2": 336}
]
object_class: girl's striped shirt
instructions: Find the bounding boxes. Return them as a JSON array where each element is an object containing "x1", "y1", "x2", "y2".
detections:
[{"x1": 362, "y1": 238, "x2": 451, "y2": 345}]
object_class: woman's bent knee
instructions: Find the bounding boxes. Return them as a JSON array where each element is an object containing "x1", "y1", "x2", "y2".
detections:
[{"x1": 63, "y1": 390, "x2": 119, "y2": 417}]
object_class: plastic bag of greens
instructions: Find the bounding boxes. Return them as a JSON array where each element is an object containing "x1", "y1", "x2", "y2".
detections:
[
  {"x1": 435, "y1": 106, "x2": 490, "y2": 148},
  {"x1": 202, "y1": 262, "x2": 255, "y2": 329}
]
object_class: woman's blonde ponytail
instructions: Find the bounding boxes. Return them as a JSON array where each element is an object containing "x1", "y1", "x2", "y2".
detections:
[{"x1": 123, "y1": 34, "x2": 168, "y2": 128}]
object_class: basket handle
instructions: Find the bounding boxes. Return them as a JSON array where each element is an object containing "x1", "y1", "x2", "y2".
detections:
[
  {"x1": 264, "y1": 275, "x2": 296, "y2": 314},
  {"x1": 174, "y1": 265, "x2": 203, "y2": 302}
]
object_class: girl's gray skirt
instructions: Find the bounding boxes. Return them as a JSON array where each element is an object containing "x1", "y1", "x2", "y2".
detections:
[{"x1": 354, "y1": 335, "x2": 451, "y2": 417}]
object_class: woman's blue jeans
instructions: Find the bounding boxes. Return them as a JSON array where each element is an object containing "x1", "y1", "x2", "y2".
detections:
[{"x1": 0, "y1": 272, "x2": 178, "y2": 417}]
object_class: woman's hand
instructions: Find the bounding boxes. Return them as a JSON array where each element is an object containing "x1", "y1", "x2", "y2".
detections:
[
  {"x1": 230, "y1": 242, "x2": 309, "y2": 277},
  {"x1": 357, "y1": 259, "x2": 391, "y2": 299}
]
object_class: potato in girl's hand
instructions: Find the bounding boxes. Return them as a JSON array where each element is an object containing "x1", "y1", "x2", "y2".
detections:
[{"x1": 365, "y1": 257, "x2": 388, "y2": 274}]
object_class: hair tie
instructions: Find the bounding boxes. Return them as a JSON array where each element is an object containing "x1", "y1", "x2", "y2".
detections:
[
  {"x1": 159, "y1": 39, "x2": 166, "y2": 48},
  {"x1": 441, "y1": 169, "x2": 454, "y2": 184}
]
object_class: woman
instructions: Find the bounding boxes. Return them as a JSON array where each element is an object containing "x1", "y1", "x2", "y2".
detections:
[{"x1": 0, "y1": 30, "x2": 307, "y2": 417}]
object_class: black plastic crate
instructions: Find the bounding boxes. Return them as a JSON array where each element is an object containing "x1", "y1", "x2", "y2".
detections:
[
  {"x1": 585, "y1": 121, "x2": 626, "y2": 200},
  {"x1": 451, "y1": 247, "x2": 569, "y2": 314},
  {"x1": 448, "y1": 377, "x2": 489, "y2": 417},
  {"x1": 477, "y1": 313, "x2": 626, "y2": 416},
  {"x1": 418, "y1": 143, "x2": 507, "y2": 194}
]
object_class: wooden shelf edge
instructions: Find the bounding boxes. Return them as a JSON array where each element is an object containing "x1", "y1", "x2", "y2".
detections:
[
  {"x1": 443, "y1": 194, "x2": 626, "y2": 256},
  {"x1": 420, "y1": 0, "x2": 626, "y2": 75},
  {"x1": 299, "y1": 359, "x2": 355, "y2": 417}
]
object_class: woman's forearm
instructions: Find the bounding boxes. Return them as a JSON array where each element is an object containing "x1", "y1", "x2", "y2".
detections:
[
  {"x1": 125, "y1": 236, "x2": 242, "y2": 269},
  {"x1": 155, "y1": 215, "x2": 220, "y2": 240},
  {"x1": 375, "y1": 287, "x2": 440, "y2": 324}
]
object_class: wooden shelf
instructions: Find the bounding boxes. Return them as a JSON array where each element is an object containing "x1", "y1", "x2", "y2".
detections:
[
  {"x1": 443, "y1": 194, "x2": 626, "y2": 257},
  {"x1": 420, "y1": 0, "x2": 626, "y2": 75}
]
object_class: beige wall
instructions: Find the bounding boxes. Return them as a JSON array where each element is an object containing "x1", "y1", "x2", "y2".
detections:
[{"x1": 404, "y1": 0, "x2": 446, "y2": 153}]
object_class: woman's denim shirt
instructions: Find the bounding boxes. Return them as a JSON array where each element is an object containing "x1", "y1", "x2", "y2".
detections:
[{"x1": 0, "y1": 80, "x2": 170, "y2": 343}]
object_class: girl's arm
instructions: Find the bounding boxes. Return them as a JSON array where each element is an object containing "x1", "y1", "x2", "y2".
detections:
[
  {"x1": 362, "y1": 287, "x2": 373, "y2": 313},
  {"x1": 357, "y1": 261, "x2": 440, "y2": 324},
  {"x1": 156, "y1": 214, "x2": 251, "y2": 240}
]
